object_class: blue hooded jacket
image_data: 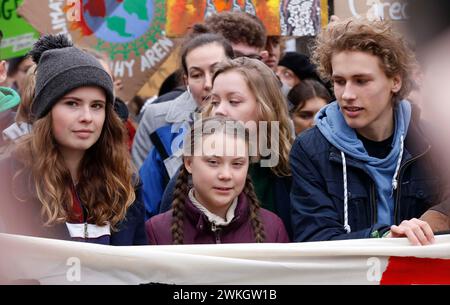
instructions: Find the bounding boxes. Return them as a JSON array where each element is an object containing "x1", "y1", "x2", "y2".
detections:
[
  {"x1": 315, "y1": 100, "x2": 411, "y2": 227},
  {"x1": 289, "y1": 102, "x2": 445, "y2": 242}
]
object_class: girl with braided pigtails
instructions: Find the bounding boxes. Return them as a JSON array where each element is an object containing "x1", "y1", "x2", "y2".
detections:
[{"x1": 145, "y1": 116, "x2": 289, "y2": 244}]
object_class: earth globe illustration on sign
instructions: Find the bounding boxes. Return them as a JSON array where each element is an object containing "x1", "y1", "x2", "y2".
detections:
[{"x1": 82, "y1": 0, "x2": 154, "y2": 44}]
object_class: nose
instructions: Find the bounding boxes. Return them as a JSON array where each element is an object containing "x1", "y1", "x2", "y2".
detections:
[
  {"x1": 218, "y1": 165, "x2": 232, "y2": 180},
  {"x1": 213, "y1": 101, "x2": 228, "y2": 117},
  {"x1": 204, "y1": 72, "x2": 213, "y2": 92},
  {"x1": 341, "y1": 82, "x2": 356, "y2": 101},
  {"x1": 79, "y1": 105, "x2": 93, "y2": 122}
]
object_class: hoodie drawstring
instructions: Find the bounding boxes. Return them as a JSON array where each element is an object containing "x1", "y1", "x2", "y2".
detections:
[
  {"x1": 341, "y1": 135, "x2": 404, "y2": 233},
  {"x1": 341, "y1": 151, "x2": 351, "y2": 233},
  {"x1": 391, "y1": 135, "x2": 404, "y2": 195}
]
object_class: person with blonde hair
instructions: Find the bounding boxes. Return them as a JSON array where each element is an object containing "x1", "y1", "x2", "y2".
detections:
[
  {"x1": 290, "y1": 18, "x2": 448, "y2": 245},
  {"x1": 0, "y1": 34, "x2": 146, "y2": 245}
]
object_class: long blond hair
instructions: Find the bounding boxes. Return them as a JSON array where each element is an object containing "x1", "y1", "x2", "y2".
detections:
[
  {"x1": 13, "y1": 102, "x2": 136, "y2": 229},
  {"x1": 203, "y1": 57, "x2": 293, "y2": 176}
]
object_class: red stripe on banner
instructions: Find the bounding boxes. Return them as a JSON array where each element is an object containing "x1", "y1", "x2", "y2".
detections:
[{"x1": 381, "y1": 256, "x2": 450, "y2": 285}]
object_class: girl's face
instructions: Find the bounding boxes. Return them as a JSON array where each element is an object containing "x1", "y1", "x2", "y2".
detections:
[
  {"x1": 292, "y1": 97, "x2": 328, "y2": 135},
  {"x1": 210, "y1": 71, "x2": 260, "y2": 128},
  {"x1": 51, "y1": 86, "x2": 106, "y2": 156},
  {"x1": 185, "y1": 42, "x2": 227, "y2": 107},
  {"x1": 184, "y1": 132, "x2": 249, "y2": 218}
]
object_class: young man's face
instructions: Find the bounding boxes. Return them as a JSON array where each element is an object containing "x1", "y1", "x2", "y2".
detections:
[{"x1": 331, "y1": 51, "x2": 401, "y2": 140}]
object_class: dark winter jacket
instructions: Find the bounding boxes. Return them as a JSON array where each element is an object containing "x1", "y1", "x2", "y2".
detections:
[
  {"x1": 0, "y1": 155, "x2": 147, "y2": 245},
  {"x1": 146, "y1": 193, "x2": 290, "y2": 245},
  {"x1": 290, "y1": 108, "x2": 448, "y2": 242}
]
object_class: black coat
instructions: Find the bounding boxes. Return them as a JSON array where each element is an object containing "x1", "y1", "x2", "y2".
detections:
[{"x1": 289, "y1": 110, "x2": 448, "y2": 242}]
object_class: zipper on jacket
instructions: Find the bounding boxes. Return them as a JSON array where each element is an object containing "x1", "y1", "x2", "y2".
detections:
[
  {"x1": 84, "y1": 222, "x2": 88, "y2": 239},
  {"x1": 211, "y1": 222, "x2": 222, "y2": 244},
  {"x1": 394, "y1": 145, "x2": 431, "y2": 224}
]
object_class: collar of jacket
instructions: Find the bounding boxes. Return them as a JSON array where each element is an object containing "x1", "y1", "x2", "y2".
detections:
[
  {"x1": 165, "y1": 91, "x2": 197, "y2": 123},
  {"x1": 184, "y1": 192, "x2": 250, "y2": 232},
  {"x1": 328, "y1": 104, "x2": 430, "y2": 171}
]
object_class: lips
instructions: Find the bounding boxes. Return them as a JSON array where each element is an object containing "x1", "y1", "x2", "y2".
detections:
[
  {"x1": 342, "y1": 106, "x2": 364, "y2": 118},
  {"x1": 213, "y1": 187, "x2": 233, "y2": 194},
  {"x1": 343, "y1": 106, "x2": 363, "y2": 112},
  {"x1": 265, "y1": 59, "x2": 276, "y2": 66},
  {"x1": 73, "y1": 130, "x2": 94, "y2": 139}
]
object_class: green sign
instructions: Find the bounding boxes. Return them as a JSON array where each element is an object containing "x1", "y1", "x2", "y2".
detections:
[{"x1": 0, "y1": 0, "x2": 39, "y2": 60}]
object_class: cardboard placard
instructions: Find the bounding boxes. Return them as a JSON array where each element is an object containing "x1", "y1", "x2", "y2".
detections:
[
  {"x1": 0, "y1": 0, "x2": 39, "y2": 60},
  {"x1": 17, "y1": 0, "x2": 176, "y2": 101}
]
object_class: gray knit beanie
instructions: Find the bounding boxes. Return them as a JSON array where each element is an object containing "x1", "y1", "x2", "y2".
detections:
[{"x1": 29, "y1": 34, "x2": 114, "y2": 118}]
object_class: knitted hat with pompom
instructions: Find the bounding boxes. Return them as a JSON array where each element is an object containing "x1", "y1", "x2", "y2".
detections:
[{"x1": 29, "y1": 34, "x2": 114, "y2": 118}]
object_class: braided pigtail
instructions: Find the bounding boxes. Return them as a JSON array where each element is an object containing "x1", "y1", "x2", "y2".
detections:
[
  {"x1": 171, "y1": 165, "x2": 190, "y2": 244},
  {"x1": 243, "y1": 174, "x2": 266, "y2": 243}
]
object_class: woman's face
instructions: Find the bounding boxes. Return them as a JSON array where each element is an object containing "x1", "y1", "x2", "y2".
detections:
[
  {"x1": 292, "y1": 97, "x2": 328, "y2": 135},
  {"x1": 51, "y1": 86, "x2": 106, "y2": 156},
  {"x1": 209, "y1": 71, "x2": 260, "y2": 130},
  {"x1": 185, "y1": 42, "x2": 228, "y2": 107}
]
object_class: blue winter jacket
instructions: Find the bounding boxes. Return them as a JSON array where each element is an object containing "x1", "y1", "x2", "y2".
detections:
[
  {"x1": 290, "y1": 108, "x2": 448, "y2": 242},
  {"x1": 139, "y1": 123, "x2": 186, "y2": 219}
]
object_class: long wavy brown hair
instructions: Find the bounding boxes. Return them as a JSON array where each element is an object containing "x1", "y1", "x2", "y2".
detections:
[
  {"x1": 13, "y1": 101, "x2": 136, "y2": 229},
  {"x1": 203, "y1": 57, "x2": 293, "y2": 177},
  {"x1": 171, "y1": 116, "x2": 266, "y2": 244}
]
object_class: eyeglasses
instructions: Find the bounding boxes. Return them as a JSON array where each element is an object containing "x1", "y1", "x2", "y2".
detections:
[{"x1": 234, "y1": 51, "x2": 262, "y2": 61}]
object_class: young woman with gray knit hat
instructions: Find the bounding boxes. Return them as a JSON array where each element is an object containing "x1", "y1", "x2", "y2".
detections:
[{"x1": 0, "y1": 34, "x2": 147, "y2": 245}]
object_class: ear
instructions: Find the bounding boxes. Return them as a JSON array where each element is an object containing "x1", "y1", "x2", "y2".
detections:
[
  {"x1": 260, "y1": 50, "x2": 269, "y2": 61},
  {"x1": 391, "y1": 75, "x2": 402, "y2": 93},
  {"x1": 184, "y1": 157, "x2": 193, "y2": 174}
]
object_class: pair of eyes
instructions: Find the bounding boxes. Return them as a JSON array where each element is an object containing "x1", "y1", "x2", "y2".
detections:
[
  {"x1": 293, "y1": 112, "x2": 315, "y2": 120},
  {"x1": 209, "y1": 99, "x2": 243, "y2": 106},
  {"x1": 332, "y1": 78, "x2": 370, "y2": 86},
  {"x1": 204, "y1": 159, "x2": 246, "y2": 167},
  {"x1": 64, "y1": 101, "x2": 105, "y2": 109},
  {"x1": 189, "y1": 72, "x2": 206, "y2": 79}
]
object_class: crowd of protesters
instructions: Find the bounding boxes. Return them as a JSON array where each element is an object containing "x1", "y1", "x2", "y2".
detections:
[{"x1": 0, "y1": 5, "x2": 449, "y2": 249}]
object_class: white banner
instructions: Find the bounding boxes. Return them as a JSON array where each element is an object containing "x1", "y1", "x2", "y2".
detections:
[{"x1": 1, "y1": 233, "x2": 450, "y2": 285}]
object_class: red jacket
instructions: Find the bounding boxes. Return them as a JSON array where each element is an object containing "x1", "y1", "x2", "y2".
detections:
[{"x1": 146, "y1": 193, "x2": 290, "y2": 245}]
